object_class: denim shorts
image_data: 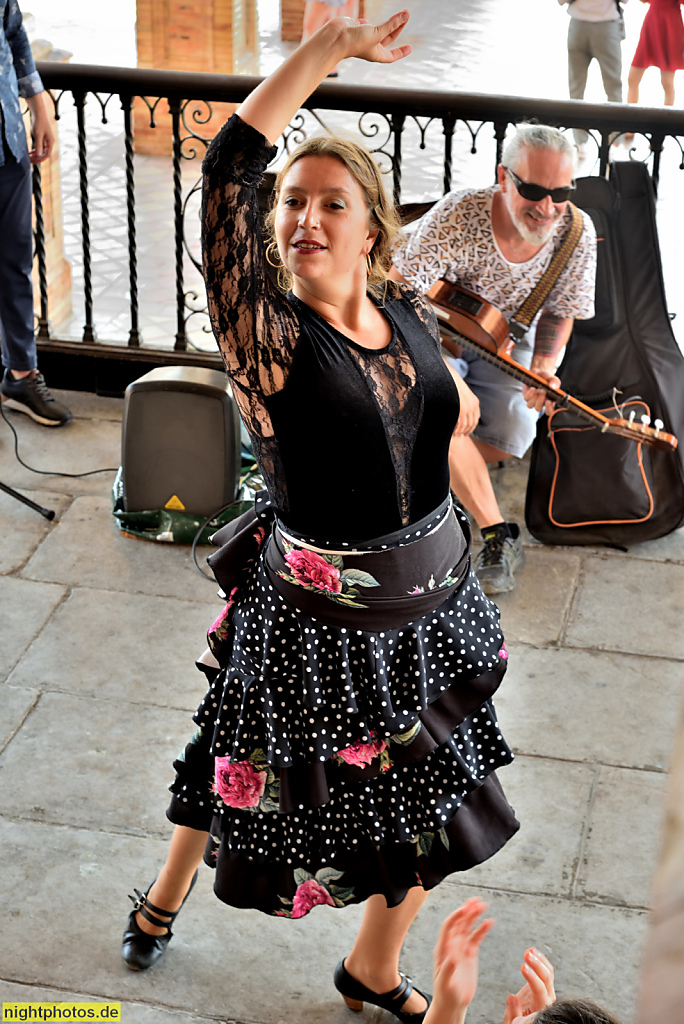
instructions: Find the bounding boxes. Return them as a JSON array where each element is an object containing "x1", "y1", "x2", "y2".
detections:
[{"x1": 444, "y1": 337, "x2": 540, "y2": 459}]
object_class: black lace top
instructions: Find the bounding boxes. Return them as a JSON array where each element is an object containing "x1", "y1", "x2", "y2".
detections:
[{"x1": 202, "y1": 115, "x2": 460, "y2": 543}]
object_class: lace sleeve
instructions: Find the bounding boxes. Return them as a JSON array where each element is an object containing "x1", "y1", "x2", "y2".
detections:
[
  {"x1": 395, "y1": 282, "x2": 442, "y2": 349},
  {"x1": 201, "y1": 115, "x2": 300, "y2": 441}
]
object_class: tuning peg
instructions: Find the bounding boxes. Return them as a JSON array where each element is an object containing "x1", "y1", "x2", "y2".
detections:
[
  {"x1": 640, "y1": 414, "x2": 651, "y2": 432},
  {"x1": 654, "y1": 418, "x2": 664, "y2": 435},
  {"x1": 628, "y1": 410, "x2": 636, "y2": 425}
]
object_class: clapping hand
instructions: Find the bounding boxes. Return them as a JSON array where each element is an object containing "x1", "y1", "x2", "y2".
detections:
[
  {"x1": 502, "y1": 947, "x2": 556, "y2": 1024},
  {"x1": 424, "y1": 898, "x2": 494, "y2": 1024}
]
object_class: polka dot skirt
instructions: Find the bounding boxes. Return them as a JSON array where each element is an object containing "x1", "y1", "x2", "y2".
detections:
[{"x1": 167, "y1": 557, "x2": 519, "y2": 917}]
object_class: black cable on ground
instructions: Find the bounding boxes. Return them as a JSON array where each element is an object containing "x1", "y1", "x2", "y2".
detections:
[{"x1": 0, "y1": 404, "x2": 119, "y2": 477}]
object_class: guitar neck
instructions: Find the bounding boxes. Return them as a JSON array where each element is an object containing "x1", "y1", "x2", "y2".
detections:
[
  {"x1": 440, "y1": 322, "x2": 599, "y2": 426},
  {"x1": 428, "y1": 283, "x2": 677, "y2": 452}
]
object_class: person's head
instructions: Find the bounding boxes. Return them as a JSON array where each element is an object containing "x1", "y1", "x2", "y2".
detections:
[
  {"x1": 518, "y1": 998, "x2": 624, "y2": 1024},
  {"x1": 498, "y1": 123, "x2": 576, "y2": 246},
  {"x1": 265, "y1": 135, "x2": 401, "y2": 292}
]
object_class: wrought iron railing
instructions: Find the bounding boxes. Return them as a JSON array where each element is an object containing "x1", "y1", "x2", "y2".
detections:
[{"x1": 34, "y1": 62, "x2": 684, "y2": 391}]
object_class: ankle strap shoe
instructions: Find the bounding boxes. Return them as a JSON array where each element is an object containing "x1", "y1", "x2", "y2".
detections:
[
  {"x1": 333, "y1": 959, "x2": 431, "y2": 1022},
  {"x1": 121, "y1": 870, "x2": 198, "y2": 971}
]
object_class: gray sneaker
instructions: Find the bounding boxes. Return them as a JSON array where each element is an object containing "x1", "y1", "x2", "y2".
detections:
[
  {"x1": 1, "y1": 369, "x2": 72, "y2": 427},
  {"x1": 474, "y1": 522, "x2": 525, "y2": 595}
]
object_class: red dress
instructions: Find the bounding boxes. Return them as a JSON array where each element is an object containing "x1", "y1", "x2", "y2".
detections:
[{"x1": 631, "y1": 0, "x2": 684, "y2": 70}]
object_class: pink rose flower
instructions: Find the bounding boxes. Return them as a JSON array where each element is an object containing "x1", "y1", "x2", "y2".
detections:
[
  {"x1": 214, "y1": 757, "x2": 266, "y2": 808},
  {"x1": 210, "y1": 587, "x2": 239, "y2": 633},
  {"x1": 291, "y1": 879, "x2": 335, "y2": 918},
  {"x1": 498, "y1": 644, "x2": 509, "y2": 660},
  {"x1": 284, "y1": 548, "x2": 342, "y2": 593},
  {"x1": 336, "y1": 734, "x2": 387, "y2": 768}
]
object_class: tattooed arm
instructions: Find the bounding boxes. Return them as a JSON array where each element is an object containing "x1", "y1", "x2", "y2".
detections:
[
  {"x1": 531, "y1": 311, "x2": 573, "y2": 376},
  {"x1": 520, "y1": 311, "x2": 573, "y2": 414}
]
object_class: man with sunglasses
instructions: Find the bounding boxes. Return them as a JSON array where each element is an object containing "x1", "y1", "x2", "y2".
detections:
[{"x1": 391, "y1": 123, "x2": 596, "y2": 595}]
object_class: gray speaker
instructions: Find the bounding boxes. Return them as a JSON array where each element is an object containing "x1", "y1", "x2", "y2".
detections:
[{"x1": 121, "y1": 366, "x2": 241, "y2": 516}]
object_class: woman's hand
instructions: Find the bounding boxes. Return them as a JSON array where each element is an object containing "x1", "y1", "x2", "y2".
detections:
[
  {"x1": 334, "y1": 9, "x2": 412, "y2": 64},
  {"x1": 444, "y1": 361, "x2": 480, "y2": 435},
  {"x1": 502, "y1": 948, "x2": 556, "y2": 1024},
  {"x1": 424, "y1": 898, "x2": 494, "y2": 1024},
  {"x1": 237, "y1": 9, "x2": 411, "y2": 145}
]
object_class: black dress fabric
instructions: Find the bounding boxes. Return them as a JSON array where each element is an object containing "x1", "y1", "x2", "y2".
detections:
[{"x1": 166, "y1": 114, "x2": 519, "y2": 918}]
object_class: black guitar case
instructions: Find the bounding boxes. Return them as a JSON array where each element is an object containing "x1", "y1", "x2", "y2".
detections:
[{"x1": 525, "y1": 161, "x2": 684, "y2": 546}]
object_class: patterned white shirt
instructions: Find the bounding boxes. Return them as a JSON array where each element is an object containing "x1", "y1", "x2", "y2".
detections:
[{"x1": 393, "y1": 185, "x2": 597, "y2": 325}]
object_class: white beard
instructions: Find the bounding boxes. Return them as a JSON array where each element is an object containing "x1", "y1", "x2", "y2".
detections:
[{"x1": 503, "y1": 188, "x2": 559, "y2": 246}]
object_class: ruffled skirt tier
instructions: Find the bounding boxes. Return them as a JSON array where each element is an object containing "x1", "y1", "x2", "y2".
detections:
[{"x1": 167, "y1": 503, "x2": 519, "y2": 917}]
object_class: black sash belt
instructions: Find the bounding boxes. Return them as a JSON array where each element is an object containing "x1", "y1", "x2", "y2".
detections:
[{"x1": 207, "y1": 493, "x2": 473, "y2": 634}]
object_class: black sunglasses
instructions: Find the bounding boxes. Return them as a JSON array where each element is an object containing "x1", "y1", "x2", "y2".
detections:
[{"x1": 504, "y1": 166, "x2": 576, "y2": 204}]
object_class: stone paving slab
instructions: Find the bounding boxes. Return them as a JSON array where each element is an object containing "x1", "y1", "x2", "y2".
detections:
[
  {"x1": 0, "y1": 414, "x2": 120, "y2": 498},
  {"x1": 0, "y1": 692, "x2": 192, "y2": 837},
  {"x1": 53, "y1": 390, "x2": 124, "y2": 421},
  {"x1": 496, "y1": 645, "x2": 681, "y2": 771},
  {"x1": 604, "y1": 527, "x2": 684, "y2": 566},
  {"x1": 0, "y1": 820, "x2": 646, "y2": 1024},
  {"x1": 0, "y1": 488, "x2": 73, "y2": 573},
  {"x1": 0, "y1": 685, "x2": 39, "y2": 753},
  {"x1": 8, "y1": 588, "x2": 216, "y2": 711},
  {"x1": 458, "y1": 755, "x2": 594, "y2": 899},
  {"x1": 21, "y1": 496, "x2": 217, "y2": 603},
  {"x1": 565, "y1": 556, "x2": 684, "y2": 660},
  {"x1": 638, "y1": 687, "x2": 684, "y2": 1024},
  {"x1": 0, "y1": 576, "x2": 67, "y2": 682},
  {"x1": 493, "y1": 547, "x2": 582, "y2": 646},
  {"x1": 580, "y1": 766, "x2": 668, "y2": 909},
  {"x1": 0, "y1": 821, "x2": 365, "y2": 1024}
]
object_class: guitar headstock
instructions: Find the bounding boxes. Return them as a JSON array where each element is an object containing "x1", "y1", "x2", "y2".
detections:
[{"x1": 604, "y1": 416, "x2": 678, "y2": 452}]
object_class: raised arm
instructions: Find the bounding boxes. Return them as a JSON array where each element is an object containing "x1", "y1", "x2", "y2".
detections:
[
  {"x1": 236, "y1": 11, "x2": 412, "y2": 145},
  {"x1": 201, "y1": 11, "x2": 412, "y2": 449}
]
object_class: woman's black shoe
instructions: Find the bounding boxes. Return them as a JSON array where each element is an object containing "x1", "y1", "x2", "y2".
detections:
[
  {"x1": 333, "y1": 959, "x2": 432, "y2": 1022},
  {"x1": 121, "y1": 870, "x2": 198, "y2": 971}
]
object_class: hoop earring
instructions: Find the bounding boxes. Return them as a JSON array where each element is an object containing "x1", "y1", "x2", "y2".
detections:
[
  {"x1": 266, "y1": 242, "x2": 284, "y2": 269},
  {"x1": 365, "y1": 252, "x2": 373, "y2": 276}
]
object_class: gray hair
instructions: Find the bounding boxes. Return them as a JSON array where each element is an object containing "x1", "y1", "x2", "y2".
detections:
[{"x1": 502, "y1": 123, "x2": 577, "y2": 176}]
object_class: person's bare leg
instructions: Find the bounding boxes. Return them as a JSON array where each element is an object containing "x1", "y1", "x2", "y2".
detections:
[
  {"x1": 448, "y1": 434, "x2": 511, "y2": 529},
  {"x1": 627, "y1": 65, "x2": 645, "y2": 105},
  {"x1": 135, "y1": 825, "x2": 208, "y2": 936},
  {"x1": 344, "y1": 887, "x2": 429, "y2": 1014},
  {"x1": 661, "y1": 70, "x2": 675, "y2": 106}
]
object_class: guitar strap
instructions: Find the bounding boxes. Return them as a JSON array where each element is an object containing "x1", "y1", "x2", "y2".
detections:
[{"x1": 509, "y1": 201, "x2": 585, "y2": 340}]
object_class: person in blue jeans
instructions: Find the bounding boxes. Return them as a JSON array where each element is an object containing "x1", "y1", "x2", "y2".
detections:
[{"x1": 0, "y1": 0, "x2": 71, "y2": 427}]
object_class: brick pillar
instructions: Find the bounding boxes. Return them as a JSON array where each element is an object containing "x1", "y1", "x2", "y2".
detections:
[
  {"x1": 281, "y1": 0, "x2": 304, "y2": 41},
  {"x1": 25, "y1": 41, "x2": 72, "y2": 330},
  {"x1": 135, "y1": 0, "x2": 258, "y2": 157},
  {"x1": 34, "y1": 129, "x2": 72, "y2": 327},
  {"x1": 280, "y1": 0, "x2": 366, "y2": 43}
]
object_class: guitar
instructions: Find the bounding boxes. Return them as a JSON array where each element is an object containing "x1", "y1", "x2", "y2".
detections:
[{"x1": 427, "y1": 280, "x2": 678, "y2": 453}]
